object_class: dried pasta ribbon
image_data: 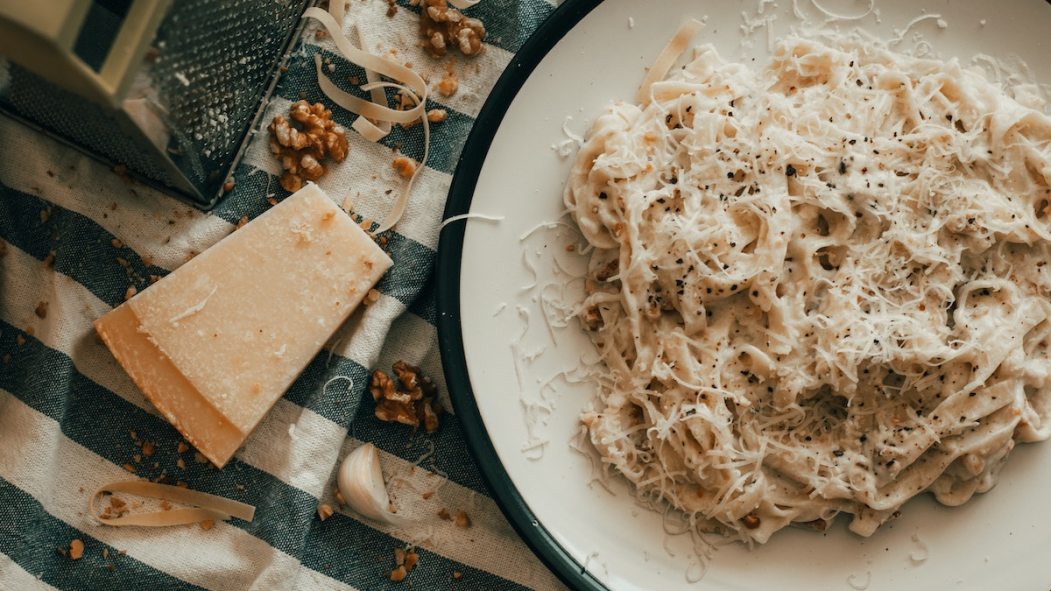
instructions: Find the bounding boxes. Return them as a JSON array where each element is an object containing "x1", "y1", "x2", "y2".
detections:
[
  {"x1": 636, "y1": 19, "x2": 706, "y2": 104},
  {"x1": 304, "y1": 6, "x2": 431, "y2": 234},
  {"x1": 90, "y1": 480, "x2": 255, "y2": 527},
  {"x1": 351, "y1": 65, "x2": 393, "y2": 142}
]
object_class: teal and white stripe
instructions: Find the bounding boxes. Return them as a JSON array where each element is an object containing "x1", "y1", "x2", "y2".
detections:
[{"x1": 0, "y1": 0, "x2": 566, "y2": 589}]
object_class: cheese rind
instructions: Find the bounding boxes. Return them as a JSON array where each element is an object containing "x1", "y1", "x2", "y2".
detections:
[
  {"x1": 94, "y1": 304, "x2": 244, "y2": 465},
  {"x1": 95, "y1": 184, "x2": 392, "y2": 467}
]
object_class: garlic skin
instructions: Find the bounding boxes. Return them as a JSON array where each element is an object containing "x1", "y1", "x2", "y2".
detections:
[{"x1": 338, "y1": 443, "x2": 400, "y2": 524}]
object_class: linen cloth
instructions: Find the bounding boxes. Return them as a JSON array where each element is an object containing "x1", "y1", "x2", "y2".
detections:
[{"x1": 0, "y1": 1, "x2": 568, "y2": 589}]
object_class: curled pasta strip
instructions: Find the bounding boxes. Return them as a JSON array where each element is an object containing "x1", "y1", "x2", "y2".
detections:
[
  {"x1": 304, "y1": 6, "x2": 431, "y2": 233},
  {"x1": 90, "y1": 480, "x2": 255, "y2": 527}
]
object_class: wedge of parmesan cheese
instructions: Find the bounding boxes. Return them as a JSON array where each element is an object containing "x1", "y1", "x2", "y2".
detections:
[{"x1": 95, "y1": 184, "x2": 391, "y2": 467}]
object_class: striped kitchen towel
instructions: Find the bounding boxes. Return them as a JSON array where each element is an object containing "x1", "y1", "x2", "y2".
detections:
[{"x1": 0, "y1": 1, "x2": 568, "y2": 590}]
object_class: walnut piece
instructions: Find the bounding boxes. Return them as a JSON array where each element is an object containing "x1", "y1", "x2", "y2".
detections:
[
  {"x1": 436, "y1": 72, "x2": 458, "y2": 97},
  {"x1": 392, "y1": 156, "x2": 417, "y2": 179},
  {"x1": 404, "y1": 550, "x2": 419, "y2": 571},
  {"x1": 370, "y1": 361, "x2": 443, "y2": 432},
  {"x1": 268, "y1": 100, "x2": 348, "y2": 193},
  {"x1": 419, "y1": 0, "x2": 486, "y2": 58},
  {"x1": 317, "y1": 503, "x2": 334, "y2": 521}
]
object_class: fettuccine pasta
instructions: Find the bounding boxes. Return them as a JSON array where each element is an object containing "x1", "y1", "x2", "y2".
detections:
[{"x1": 567, "y1": 33, "x2": 1051, "y2": 542}]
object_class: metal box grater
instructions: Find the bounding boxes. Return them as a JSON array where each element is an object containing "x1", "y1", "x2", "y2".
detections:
[{"x1": 0, "y1": 0, "x2": 316, "y2": 208}]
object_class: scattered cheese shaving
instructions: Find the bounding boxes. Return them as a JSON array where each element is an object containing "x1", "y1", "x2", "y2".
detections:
[
  {"x1": 438, "y1": 213, "x2": 506, "y2": 230},
  {"x1": 168, "y1": 286, "x2": 218, "y2": 325},
  {"x1": 909, "y1": 533, "x2": 929, "y2": 564},
  {"x1": 889, "y1": 13, "x2": 943, "y2": 46},
  {"x1": 809, "y1": 0, "x2": 875, "y2": 22},
  {"x1": 846, "y1": 571, "x2": 872, "y2": 591}
]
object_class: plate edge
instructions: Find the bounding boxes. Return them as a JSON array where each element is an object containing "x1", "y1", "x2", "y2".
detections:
[{"x1": 435, "y1": 1, "x2": 609, "y2": 590}]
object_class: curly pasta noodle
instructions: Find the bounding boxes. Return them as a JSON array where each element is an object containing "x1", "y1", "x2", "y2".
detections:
[{"x1": 565, "y1": 33, "x2": 1051, "y2": 543}]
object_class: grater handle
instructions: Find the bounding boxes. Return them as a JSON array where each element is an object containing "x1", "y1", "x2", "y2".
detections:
[{"x1": 0, "y1": 0, "x2": 171, "y2": 107}]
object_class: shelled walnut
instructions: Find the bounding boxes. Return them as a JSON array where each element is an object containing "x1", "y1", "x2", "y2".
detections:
[
  {"x1": 419, "y1": 0, "x2": 486, "y2": 58},
  {"x1": 267, "y1": 100, "x2": 349, "y2": 192},
  {"x1": 370, "y1": 361, "x2": 443, "y2": 432}
]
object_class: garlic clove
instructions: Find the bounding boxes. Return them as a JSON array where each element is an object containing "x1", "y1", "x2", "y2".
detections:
[{"x1": 338, "y1": 443, "x2": 401, "y2": 524}]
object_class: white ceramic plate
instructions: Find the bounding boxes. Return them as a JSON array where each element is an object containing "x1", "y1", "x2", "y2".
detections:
[{"x1": 436, "y1": 1, "x2": 1051, "y2": 589}]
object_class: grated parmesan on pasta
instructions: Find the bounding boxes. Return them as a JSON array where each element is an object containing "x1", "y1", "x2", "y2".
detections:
[{"x1": 565, "y1": 32, "x2": 1051, "y2": 543}]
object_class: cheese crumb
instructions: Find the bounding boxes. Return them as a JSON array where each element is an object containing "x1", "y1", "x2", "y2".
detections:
[{"x1": 200, "y1": 519, "x2": 215, "y2": 530}]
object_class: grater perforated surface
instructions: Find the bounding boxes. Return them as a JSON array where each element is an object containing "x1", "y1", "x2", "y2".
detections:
[{"x1": 149, "y1": 0, "x2": 312, "y2": 185}]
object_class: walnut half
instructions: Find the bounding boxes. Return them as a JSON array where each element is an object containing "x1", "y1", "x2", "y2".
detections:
[
  {"x1": 267, "y1": 100, "x2": 349, "y2": 193},
  {"x1": 419, "y1": 0, "x2": 486, "y2": 58},
  {"x1": 370, "y1": 361, "x2": 443, "y2": 432}
]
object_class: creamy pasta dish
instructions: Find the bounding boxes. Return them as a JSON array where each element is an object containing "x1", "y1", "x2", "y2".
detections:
[{"x1": 565, "y1": 32, "x2": 1051, "y2": 542}]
